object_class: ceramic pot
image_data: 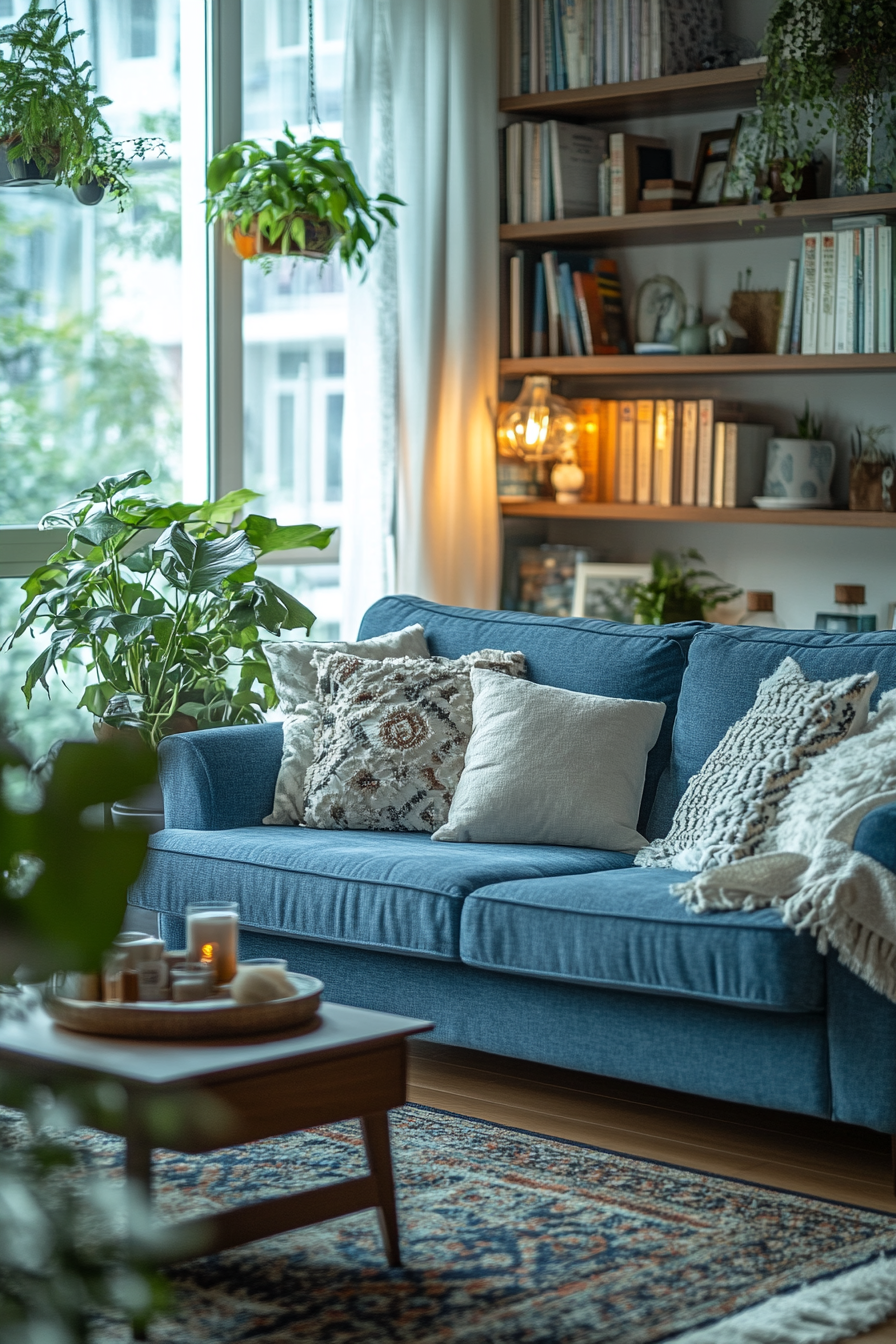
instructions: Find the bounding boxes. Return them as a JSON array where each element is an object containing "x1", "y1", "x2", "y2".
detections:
[
  {"x1": 676, "y1": 305, "x2": 710, "y2": 355},
  {"x1": 763, "y1": 437, "x2": 835, "y2": 504},
  {"x1": 96, "y1": 713, "x2": 198, "y2": 833},
  {"x1": 74, "y1": 176, "x2": 105, "y2": 205}
]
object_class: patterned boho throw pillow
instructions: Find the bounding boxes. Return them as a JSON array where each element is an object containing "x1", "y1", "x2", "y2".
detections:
[
  {"x1": 302, "y1": 649, "x2": 527, "y2": 832},
  {"x1": 635, "y1": 657, "x2": 878, "y2": 871}
]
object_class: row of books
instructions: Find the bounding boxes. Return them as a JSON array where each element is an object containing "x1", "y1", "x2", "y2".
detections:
[
  {"x1": 504, "y1": 0, "x2": 722, "y2": 94},
  {"x1": 777, "y1": 217, "x2": 895, "y2": 356},
  {"x1": 499, "y1": 398, "x2": 773, "y2": 508},
  {"x1": 504, "y1": 125, "x2": 672, "y2": 223},
  {"x1": 506, "y1": 250, "x2": 627, "y2": 357}
]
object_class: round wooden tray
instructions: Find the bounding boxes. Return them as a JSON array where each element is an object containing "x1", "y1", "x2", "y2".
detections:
[{"x1": 45, "y1": 974, "x2": 324, "y2": 1040}]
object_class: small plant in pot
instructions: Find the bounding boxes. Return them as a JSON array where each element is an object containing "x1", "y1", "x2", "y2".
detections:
[
  {"x1": 628, "y1": 550, "x2": 741, "y2": 625},
  {"x1": 3, "y1": 469, "x2": 335, "y2": 825},
  {"x1": 0, "y1": 1, "x2": 164, "y2": 206},
  {"x1": 762, "y1": 402, "x2": 836, "y2": 507},
  {"x1": 205, "y1": 126, "x2": 402, "y2": 270}
]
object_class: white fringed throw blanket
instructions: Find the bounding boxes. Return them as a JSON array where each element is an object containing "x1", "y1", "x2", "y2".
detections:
[{"x1": 672, "y1": 690, "x2": 896, "y2": 1004}]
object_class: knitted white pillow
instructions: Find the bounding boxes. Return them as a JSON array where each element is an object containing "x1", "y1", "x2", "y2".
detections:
[
  {"x1": 263, "y1": 624, "x2": 430, "y2": 825},
  {"x1": 635, "y1": 657, "x2": 878, "y2": 871}
]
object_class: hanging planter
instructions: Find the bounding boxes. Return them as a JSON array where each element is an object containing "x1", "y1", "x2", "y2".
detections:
[{"x1": 230, "y1": 211, "x2": 337, "y2": 262}]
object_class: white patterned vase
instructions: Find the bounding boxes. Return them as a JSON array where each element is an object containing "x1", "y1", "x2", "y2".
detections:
[{"x1": 763, "y1": 438, "x2": 835, "y2": 504}]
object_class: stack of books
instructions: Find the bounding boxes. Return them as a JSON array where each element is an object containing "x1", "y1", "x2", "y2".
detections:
[
  {"x1": 507, "y1": 250, "x2": 627, "y2": 357},
  {"x1": 499, "y1": 398, "x2": 775, "y2": 509},
  {"x1": 505, "y1": 0, "x2": 723, "y2": 93},
  {"x1": 503, "y1": 125, "x2": 672, "y2": 223},
  {"x1": 776, "y1": 216, "x2": 894, "y2": 356}
]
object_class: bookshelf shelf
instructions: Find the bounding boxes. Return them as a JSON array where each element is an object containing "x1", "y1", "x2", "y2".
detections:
[
  {"x1": 500, "y1": 192, "x2": 896, "y2": 249},
  {"x1": 500, "y1": 500, "x2": 896, "y2": 528},
  {"x1": 499, "y1": 62, "x2": 766, "y2": 121},
  {"x1": 500, "y1": 353, "x2": 896, "y2": 377}
]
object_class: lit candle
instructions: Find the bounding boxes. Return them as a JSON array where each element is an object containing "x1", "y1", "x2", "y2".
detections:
[{"x1": 185, "y1": 902, "x2": 239, "y2": 985}]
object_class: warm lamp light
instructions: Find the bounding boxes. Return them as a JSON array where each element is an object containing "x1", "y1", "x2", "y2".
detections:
[{"x1": 497, "y1": 374, "x2": 580, "y2": 463}]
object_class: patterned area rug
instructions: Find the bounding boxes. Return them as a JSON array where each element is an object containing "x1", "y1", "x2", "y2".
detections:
[{"x1": 16, "y1": 1103, "x2": 896, "y2": 1342}]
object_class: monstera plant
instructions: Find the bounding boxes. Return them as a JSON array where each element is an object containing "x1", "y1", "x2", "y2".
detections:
[{"x1": 5, "y1": 470, "x2": 334, "y2": 749}]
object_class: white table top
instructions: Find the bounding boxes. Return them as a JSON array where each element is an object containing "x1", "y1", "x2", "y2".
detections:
[{"x1": 0, "y1": 995, "x2": 432, "y2": 1087}]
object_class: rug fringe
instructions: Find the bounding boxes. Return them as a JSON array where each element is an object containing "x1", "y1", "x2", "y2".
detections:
[{"x1": 671, "y1": 1253, "x2": 896, "y2": 1344}]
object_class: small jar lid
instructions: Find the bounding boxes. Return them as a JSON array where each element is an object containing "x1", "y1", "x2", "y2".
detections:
[
  {"x1": 835, "y1": 584, "x2": 865, "y2": 606},
  {"x1": 746, "y1": 591, "x2": 774, "y2": 612}
]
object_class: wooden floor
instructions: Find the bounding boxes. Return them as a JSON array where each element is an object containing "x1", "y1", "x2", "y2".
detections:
[{"x1": 407, "y1": 1040, "x2": 896, "y2": 1342}]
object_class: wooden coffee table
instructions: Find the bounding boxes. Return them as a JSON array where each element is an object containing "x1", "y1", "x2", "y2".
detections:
[{"x1": 0, "y1": 996, "x2": 431, "y2": 1270}]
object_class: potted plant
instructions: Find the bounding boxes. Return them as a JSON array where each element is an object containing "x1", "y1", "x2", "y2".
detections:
[
  {"x1": 0, "y1": 1, "x2": 164, "y2": 206},
  {"x1": 755, "y1": 0, "x2": 896, "y2": 196},
  {"x1": 628, "y1": 550, "x2": 741, "y2": 625},
  {"x1": 4, "y1": 469, "x2": 334, "y2": 820},
  {"x1": 205, "y1": 126, "x2": 401, "y2": 269},
  {"x1": 763, "y1": 402, "x2": 836, "y2": 506}
]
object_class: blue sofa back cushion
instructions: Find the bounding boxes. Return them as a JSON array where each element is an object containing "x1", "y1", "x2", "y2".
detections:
[
  {"x1": 358, "y1": 596, "x2": 703, "y2": 833},
  {"x1": 649, "y1": 625, "x2": 896, "y2": 838}
]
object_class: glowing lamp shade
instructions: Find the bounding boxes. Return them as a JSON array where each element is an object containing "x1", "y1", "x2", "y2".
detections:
[{"x1": 497, "y1": 375, "x2": 580, "y2": 463}]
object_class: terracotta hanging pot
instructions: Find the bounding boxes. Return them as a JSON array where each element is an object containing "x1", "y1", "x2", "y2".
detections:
[{"x1": 229, "y1": 213, "x2": 336, "y2": 262}]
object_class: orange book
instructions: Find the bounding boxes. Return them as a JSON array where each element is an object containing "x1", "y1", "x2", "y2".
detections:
[
  {"x1": 598, "y1": 400, "x2": 618, "y2": 501},
  {"x1": 571, "y1": 399, "x2": 600, "y2": 502},
  {"x1": 571, "y1": 272, "x2": 618, "y2": 354}
]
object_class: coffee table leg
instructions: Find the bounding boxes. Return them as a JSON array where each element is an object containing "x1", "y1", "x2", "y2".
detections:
[{"x1": 360, "y1": 1111, "x2": 401, "y2": 1268}]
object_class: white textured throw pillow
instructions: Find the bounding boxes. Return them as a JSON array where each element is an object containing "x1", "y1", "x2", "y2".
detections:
[
  {"x1": 263, "y1": 624, "x2": 430, "y2": 825},
  {"x1": 431, "y1": 669, "x2": 666, "y2": 854},
  {"x1": 303, "y1": 649, "x2": 527, "y2": 833},
  {"x1": 635, "y1": 657, "x2": 878, "y2": 871}
]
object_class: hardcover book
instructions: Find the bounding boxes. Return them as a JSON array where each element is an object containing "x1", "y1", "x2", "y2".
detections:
[{"x1": 635, "y1": 399, "x2": 654, "y2": 504}]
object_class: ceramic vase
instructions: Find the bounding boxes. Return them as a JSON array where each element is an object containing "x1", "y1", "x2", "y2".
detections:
[{"x1": 763, "y1": 438, "x2": 835, "y2": 504}]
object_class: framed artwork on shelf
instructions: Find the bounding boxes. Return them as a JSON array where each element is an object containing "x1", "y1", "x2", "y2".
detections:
[
  {"x1": 721, "y1": 112, "x2": 767, "y2": 204},
  {"x1": 572, "y1": 563, "x2": 652, "y2": 622},
  {"x1": 692, "y1": 128, "x2": 735, "y2": 206}
]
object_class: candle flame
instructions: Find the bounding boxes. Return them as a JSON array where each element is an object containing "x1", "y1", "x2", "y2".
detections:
[{"x1": 200, "y1": 943, "x2": 216, "y2": 963}]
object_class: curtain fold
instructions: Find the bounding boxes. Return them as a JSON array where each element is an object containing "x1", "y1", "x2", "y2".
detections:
[{"x1": 341, "y1": 0, "x2": 500, "y2": 636}]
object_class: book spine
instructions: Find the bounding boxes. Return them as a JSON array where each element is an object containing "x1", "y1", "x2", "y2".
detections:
[
  {"x1": 553, "y1": 0, "x2": 568, "y2": 87},
  {"x1": 817, "y1": 232, "x2": 837, "y2": 355},
  {"x1": 607, "y1": 0, "x2": 618, "y2": 84},
  {"x1": 864, "y1": 225, "x2": 877, "y2": 354},
  {"x1": 670, "y1": 400, "x2": 682, "y2": 505},
  {"x1": 542, "y1": 251, "x2": 561, "y2": 357},
  {"x1": 510, "y1": 254, "x2": 522, "y2": 360},
  {"x1": 712, "y1": 421, "x2": 726, "y2": 508},
  {"x1": 790, "y1": 238, "x2": 806, "y2": 353},
  {"x1": 573, "y1": 398, "x2": 600, "y2": 501},
  {"x1": 573, "y1": 271, "x2": 594, "y2": 356},
  {"x1": 620, "y1": 0, "x2": 630, "y2": 81},
  {"x1": 853, "y1": 227, "x2": 863, "y2": 353},
  {"x1": 776, "y1": 258, "x2": 798, "y2": 356},
  {"x1": 696, "y1": 399, "x2": 714, "y2": 507},
  {"x1": 629, "y1": 0, "x2": 639, "y2": 81},
  {"x1": 511, "y1": 0, "x2": 522, "y2": 96},
  {"x1": 531, "y1": 261, "x2": 546, "y2": 357},
  {"x1": 532, "y1": 0, "x2": 543, "y2": 91},
  {"x1": 679, "y1": 401, "x2": 698, "y2": 505},
  {"x1": 506, "y1": 124, "x2": 522, "y2": 227},
  {"x1": 640, "y1": 0, "x2": 650, "y2": 84},
  {"x1": 635, "y1": 399, "x2": 653, "y2": 503},
  {"x1": 834, "y1": 230, "x2": 851, "y2": 353},
  {"x1": 593, "y1": 0, "x2": 604, "y2": 83},
  {"x1": 648, "y1": 0, "x2": 660, "y2": 76},
  {"x1": 544, "y1": 0, "x2": 555, "y2": 90},
  {"x1": 723, "y1": 423, "x2": 738, "y2": 508},
  {"x1": 800, "y1": 233, "x2": 820, "y2": 356},
  {"x1": 548, "y1": 120, "x2": 562, "y2": 219},
  {"x1": 651, "y1": 398, "x2": 671, "y2": 505},
  {"x1": 542, "y1": 119, "x2": 553, "y2": 219},
  {"x1": 879, "y1": 226, "x2": 893, "y2": 354},
  {"x1": 617, "y1": 400, "x2": 636, "y2": 502},
  {"x1": 609, "y1": 132, "x2": 625, "y2": 216},
  {"x1": 559, "y1": 263, "x2": 583, "y2": 355},
  {"x1": 522, "y1": 121, "x2": 534, "y2": 224},
  {"x1": 599, "y1": 399, "x2": 618, "y2": 501}
]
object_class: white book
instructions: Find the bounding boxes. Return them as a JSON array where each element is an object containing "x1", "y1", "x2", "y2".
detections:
[
  {"x1": 511, "y1": 0, "x2": 522, "y2": 96},
  {"x1": 776, "y1": 258, "x2": 799, "y2": 356},
  {"x1": 817, "y1": 232, "x2": 837, "y2": 355},
  {"x1": 530, "y1": 0, "x2": 542, "y2": 92},
  {"x1": 834, "y1": 229, "x2": 855, "y2": 354},
  {"x1": 679, "y1": 401, "x2": 698, "y2": 505},
  {"x1": 606, "y1": 0, "x2": 619, "y2": 84},
  {"x1": 649, "y1": 0, "x2": 661, "y2": 76},
  {"x1": 629, "y1": 0, "x2": 640, "y2": 81},
  {"x1": 531, "y1": 123, "x2": 542, "y2": 223},
  {"x1": 617, "y1": 401, "x2": 636, "y2": 502},
  {"x1": 652, "y1": 398, "x2": 677, "y2": 505},
  {"x1": 620, "y1": 0, "x2": 631, "y2": 80},
  {"x1": 522, "y1": 122, "x2": 535, "y2": 223},
  {"x1": 696, "y1": 399, "x2": 714, "y2": 507},
  {"x1": 509, "y1": 254, "x2": 522, "y2": 360},
  {"x1": 593, "y1": 0, "x2": 605, "y2": 83},
  {"x1": 550, "y1": 121, "x2": 607, "y2": 219},
  {"x1": 800, "y1": 233, "x2": 820, "y2": 355},
  {"x1": 506, "y1": 123, "x2": 522, "y2": 226},
  {"x1": 640, "y1": 0, "x2": 650, "y2": 83},
  {"x1": 542, "y1": 250, "x2": 561, "y2": 357},
  {"x1": 879, "y1": 226, "x2": 894, "y2": 354},
  {"x1": 712, "y1": 422, "x2": 727, "y2": 508},
  {"x1": 635, "y1": 400, "x2": 654, "y2": 504},
  {"x1": 864, "y1": 225, "x2": 877, "y2": 354}
]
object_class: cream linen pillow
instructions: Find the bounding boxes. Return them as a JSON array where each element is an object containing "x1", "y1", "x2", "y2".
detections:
[
  {"x1": 263, "y1": 624, "x2": 430, "y2": 825},
  {"x1": 432, "y1": 669, "x2": 666, "y2": 854}
]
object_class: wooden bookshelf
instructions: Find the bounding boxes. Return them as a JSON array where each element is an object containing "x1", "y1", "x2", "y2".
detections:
[
  {"x1": 500, "y1": 353, "x2": 896, "y2": 377},
  {"x1": 500, "y1": 192, "x2": 896, "y2": 249},
  {"x1": 500, "y1": 500, "x2": 896, "y2": 528},
  {"x1": 499, "y1": 62, "x2": 765, "y2": 121}
]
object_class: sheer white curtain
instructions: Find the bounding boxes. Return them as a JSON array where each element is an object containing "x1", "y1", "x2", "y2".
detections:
[{"x1": 341, "y1": 0, "x2": 501, "y2": 637}]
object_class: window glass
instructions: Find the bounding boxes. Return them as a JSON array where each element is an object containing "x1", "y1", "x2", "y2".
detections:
[
  {"x1": 0, "y1": 0, "x2": 182, "y2": 526},
  {"x1": 0, "y1": 577, "x2": 91, "y2": 759},
  {"x1": 242, "y1": 0, "x2": 345, "y2": 634}
]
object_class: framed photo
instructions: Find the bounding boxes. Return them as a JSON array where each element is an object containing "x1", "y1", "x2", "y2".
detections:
[
  {"x1": 691, "y1": 128, "x2": 735, "y2": 206},
  {"x1": 572, "y1": 563, "x2": 652, "y2": 623},
  {"x1": 720, "y1": 112, "x2": 767, "y2": 205}
]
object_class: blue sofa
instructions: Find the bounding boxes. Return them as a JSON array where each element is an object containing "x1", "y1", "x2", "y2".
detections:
[{"x1": 130, "y1": 596, "x2": 896, "y2": 1136}]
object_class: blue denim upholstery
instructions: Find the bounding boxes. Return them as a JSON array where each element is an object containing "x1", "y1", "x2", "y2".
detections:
[
  {"x1": 459, "y1": 867, "x2": 825, "y2": 1012},
  {"x1": 649, "y1": 625, "x2": 896, "y2": 837},
  {"x1": 855, "y1": 804, "x2": 896, "y2": 876},
  {"x1": 359, "y1": 595, "x2": 702, "y2": 832},
  {"x1": 133, "y1": 828, "x2": 632, "y2": 960},
  {"x1": 159, "y1": 722, "x2": 284, "y2": 830}
]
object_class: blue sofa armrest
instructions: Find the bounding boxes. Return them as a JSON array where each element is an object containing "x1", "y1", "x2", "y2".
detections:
[
  {"x1": 854, "y1": 804, "x2": 896, "y2": 876},
  {"x1": 159, "y1": 723, "x2": 284, "y2": 830}
]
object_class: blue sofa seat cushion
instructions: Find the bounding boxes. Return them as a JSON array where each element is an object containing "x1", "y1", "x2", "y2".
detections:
[
  {"x1": 131, "y1": 828, "x2": 633, "y2": 961},
  {"x1": 459, "y1": 867, "x2": 826, "y2": 1011}
]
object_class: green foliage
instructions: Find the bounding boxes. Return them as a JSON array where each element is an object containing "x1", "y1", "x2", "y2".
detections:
[
  {"x1": 5, "y1": 471, "x2": 335, "y2": 748},
  {"x1": 628, "y1": 550, "x2": 742, "y2": 625},
  {"x1": 795, "y1": 400, "x2": 824, "y2": 439},
  {"x1": 205, "y1": 126, "x2": 402, "y2": 271},
  {"x1": 757, "y1": 0, "x2": 896, "y2": 195},
  {"x1": 0, "y1": 1, "x2": 165, "y2": 205}
]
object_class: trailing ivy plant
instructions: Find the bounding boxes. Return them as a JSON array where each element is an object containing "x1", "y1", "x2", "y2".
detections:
[
  {"x1": 4, "y1": 470, "x2": 335, "y2": 749},
  {"x1": 205, "y1": 126, "x2": 401, "y2": 271},
  {"x1": 756, "y1": 0, "x2": 896, "y2": 195},
  {"x1": 628, "y1": 550, "x2": 741, "y2": 626},
  {"x1": 0, "y1": 1, "x2": 164, "y2": 204}
]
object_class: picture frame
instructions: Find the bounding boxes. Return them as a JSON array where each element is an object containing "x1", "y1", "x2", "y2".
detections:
[
  {"x1": 720, "y1": 112, "x2": 767, "y2": 205},
  {"x1": 572, "y1": 562, "x2": 652, "y2": 623},
  {"x1": 691, "y1": 128, "x2": 735, "y2": 207}
]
